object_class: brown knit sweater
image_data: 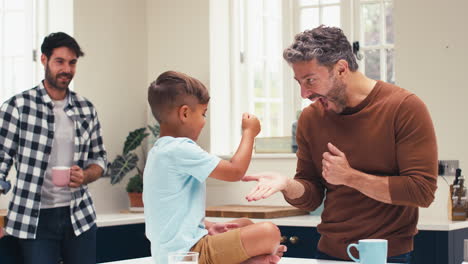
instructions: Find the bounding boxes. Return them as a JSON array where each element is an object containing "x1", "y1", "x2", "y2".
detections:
[{"x1": 285, "y1": 81, "x2": 438, "y2": 259}]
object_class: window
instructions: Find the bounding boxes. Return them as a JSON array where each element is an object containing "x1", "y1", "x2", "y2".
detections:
[
  {"x1": 221, "y1": 0, "x2": 394, "y2": 154},
  {"x1": 235, "y1": 0, "x2": 287, "y2": 138},
  {"x1": 297, "y1": 0, "x2": 341, "y2": 32},
  {"x1": 0, "y1": 0, "x2": 74, "y2": 104},
  {"x1": 356, "y1": 0, "x2": 395, "y2": 83},
  {"x1": 0, "y1": 0, "x2": 35, "y2": 103}
]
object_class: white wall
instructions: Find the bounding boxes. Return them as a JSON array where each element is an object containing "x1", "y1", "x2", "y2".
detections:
[
  {"x1": 392, "y1": 0, "x2": 468, "y2": 221},
  {"x1": 146, "y1": 0, "x2": 211, "y2": 150},
  {"x1": 46, "y1": 0, "x2": 74, "y2": 34},
  {"x1": 395, "y1": 0, "x2": 468, "y2": 167}
]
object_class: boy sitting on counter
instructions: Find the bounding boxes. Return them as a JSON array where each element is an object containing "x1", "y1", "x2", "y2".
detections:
[{"x1": 143, "y1": 71, "x2": 287, "y2": 264}]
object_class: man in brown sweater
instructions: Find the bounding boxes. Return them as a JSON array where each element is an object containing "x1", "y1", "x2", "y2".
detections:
[{"x1": 243, "y1": 26, "x2": 437, "y2": 264}]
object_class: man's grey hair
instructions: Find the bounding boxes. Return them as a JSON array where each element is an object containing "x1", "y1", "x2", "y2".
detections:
[{"x1": 283, "y1": 25, "x2": 359, "y2": 71}]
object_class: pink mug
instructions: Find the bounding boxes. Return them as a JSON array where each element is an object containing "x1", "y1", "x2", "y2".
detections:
[{"x1": 52, "y1": 166, "x2": 71, "y2": 187}]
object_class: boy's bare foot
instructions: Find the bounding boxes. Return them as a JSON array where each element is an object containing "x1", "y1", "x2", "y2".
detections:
[{"x1": 241, "y1": 254, "x2": 280, "y2": 264}]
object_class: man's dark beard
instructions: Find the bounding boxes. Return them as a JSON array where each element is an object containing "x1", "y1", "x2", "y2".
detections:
[{"x1": 45, "y1": 64, "x2": 73, "y2": 91}]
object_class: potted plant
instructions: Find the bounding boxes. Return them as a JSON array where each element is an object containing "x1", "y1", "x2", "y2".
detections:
[{"x1": 109, "y1": 123, "x2": 160, "y2": 211}]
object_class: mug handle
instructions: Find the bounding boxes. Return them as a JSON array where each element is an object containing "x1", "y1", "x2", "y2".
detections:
[{"x1": 346, "y1": 243, "x2": 360, "y2": 263}]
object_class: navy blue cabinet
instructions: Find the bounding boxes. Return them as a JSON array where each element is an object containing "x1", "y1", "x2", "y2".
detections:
[
  {"x1": 0, "y1": 235, "x2": 21, "y2": 263},
  {"x1": 0, "y1": 223, "x2": 151, "y2": 264},
  {"x1": 1, "y1": 223, "x2": 466, "y2": 264},
  {"x1": 279, "y1": 226, "x2": 319, "y2": 258},
  {"x1": 413, "y1": 227, "x2": 468, "y2": 264},
  {"x1": 96, "y1": 223, "x2": 151, "y2": 263},
  {"x1": 278, "y1": 225, "x2": 468, "y2": 264}
]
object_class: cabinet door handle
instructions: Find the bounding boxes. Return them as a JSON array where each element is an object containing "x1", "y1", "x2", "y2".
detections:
[
  {"x1": 280, "y1": 236, "x2": 288, "y2": 244},
  {"x1": 289, "y1": 236, "x2": 299, "y2": 244}
]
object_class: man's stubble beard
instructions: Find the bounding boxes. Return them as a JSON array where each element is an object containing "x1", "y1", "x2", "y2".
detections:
[
  {"x1": 45, "y1": 63, "x2": 73, "y2": 91},
  {"x1": 326, "y1": 74, "x2": 348, "y2": 114}
]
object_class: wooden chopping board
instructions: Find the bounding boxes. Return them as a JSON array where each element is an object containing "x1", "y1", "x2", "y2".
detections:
[
  {"x1": 206, "y1": 205, "x2": 309, "y2": 219},
  {"x1": 0, "y1": 209, "x2": 6, "y2": 228}
]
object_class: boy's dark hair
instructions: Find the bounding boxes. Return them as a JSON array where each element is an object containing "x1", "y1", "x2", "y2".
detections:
[
  {"x1": 41, "y1": 32, "x2": 84, "y2": 59},
  {"x1": 283, "y1": 25, "x2": 358, "y2": 71},
  {"x1": 148, "y1": 71, "x2": 210, "y2": 124}
]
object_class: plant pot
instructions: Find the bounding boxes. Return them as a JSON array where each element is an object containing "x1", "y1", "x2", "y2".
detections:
[{"x1": 128, "y1": 192, "x2": 144, "y2": 212}]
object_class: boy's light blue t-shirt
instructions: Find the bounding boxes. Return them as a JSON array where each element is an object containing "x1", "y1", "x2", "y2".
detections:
[{"x1": 143, "y1": 136, "x2": 221, "y2": 264}]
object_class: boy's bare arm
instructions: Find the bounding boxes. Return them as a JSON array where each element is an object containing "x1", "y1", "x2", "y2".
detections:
[{"x1": 209, "y1": 113, "x2": 260, "y2": 182}]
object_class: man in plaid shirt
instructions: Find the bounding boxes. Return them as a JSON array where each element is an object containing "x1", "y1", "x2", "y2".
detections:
[{"x1": 0, "y1": 32, "x2": 107, "y2": 264}]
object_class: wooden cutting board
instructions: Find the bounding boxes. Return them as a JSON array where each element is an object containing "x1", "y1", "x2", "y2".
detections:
[
  {"x1": 0, "y1": 209, "x2": 6, "y2": 228},
  {"x1": 206, "y1": 205, "x2": 309, "y2": 219}
]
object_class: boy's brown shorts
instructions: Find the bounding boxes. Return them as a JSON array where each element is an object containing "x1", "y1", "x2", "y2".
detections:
[{"x1": 190, "y1": 229, "x2": 251, "y2": 264}]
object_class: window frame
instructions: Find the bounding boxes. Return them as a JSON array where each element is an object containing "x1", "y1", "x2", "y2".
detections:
[
  {"x1": 217, "y1": 0, "x2": 394, "y2": 155},
  {"x1": 0, "y1": 0, "x2": 35, "y2": 103},
  {"x1": 353, "y1": 0, "x2": 395, "y2": 83},
  {"x1": 237, "y1": 0, "x2": 294, "y2": 138},
  {"x1": 0, "y1": 0, "x2": 75, "y2": 104}
]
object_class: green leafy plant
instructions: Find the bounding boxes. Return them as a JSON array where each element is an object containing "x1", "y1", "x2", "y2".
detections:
[
  {"x1": 126, "y1": 174, "x2": 143, "y2": 193},
  {"x1": 109, "y1": 123, "x2": 160, "y2": 192}
]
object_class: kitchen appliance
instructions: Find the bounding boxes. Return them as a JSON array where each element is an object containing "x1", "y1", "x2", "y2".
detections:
[{"x1": 439, "y1": 160, "x2": 460, "y2": 176}]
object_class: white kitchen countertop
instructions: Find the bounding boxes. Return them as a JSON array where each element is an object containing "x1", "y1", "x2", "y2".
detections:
[
  {"x1": 96, "y1": 212, "x2": 468, "y2": 231},
  {"x1": 97, "y1": 212, "x2": 147, "y2": 227}
]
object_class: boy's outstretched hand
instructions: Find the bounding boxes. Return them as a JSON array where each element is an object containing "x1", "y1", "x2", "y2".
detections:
[
  {"x1": 242, "y1": 172, "x2": 289, "y2": 202},
  {"x1": 242, "y1": 113, "x2": 261, "y2": 138},
  {"x1": 207, "y1": 222, "x2": 240, "y2": 235}
]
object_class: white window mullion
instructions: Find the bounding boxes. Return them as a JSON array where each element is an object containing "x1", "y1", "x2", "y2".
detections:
[
  {"x1": 244, "y1": 0, "x2": 253, "y2": 126},
  {"x1": 379, "y1": 0, "x2": 386, "y2": 82},
  {"x1": 380, "y1": 48, "x2": 386, "y2": 81},
  {"x1": 353, "y1": 0, "x2": 363, "y2": 70},
  {"x1": 318, "y1": 2, "x2": 323, "y2": 24},
  {"x1": 265, "y1": 103, "x2": 271, "y2": 137},
  {"x1": 262, "y1": 0, "x2": 269, "y2": 136},
  {"x1": 359, "y1": 1, "x2": 367, "y2": 75},
  {"x1": 341, "y1": 0, "x2": 353, "y2": 38},
  {"x1": 284, "y1": 0, "x2": 296, "y2": 136},
  {"x1": 229, "y1": 0, "x2": 241, "y2": 153}
]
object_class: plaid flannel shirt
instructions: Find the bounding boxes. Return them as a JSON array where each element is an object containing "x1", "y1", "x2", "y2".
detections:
[{"x1": 0, "y1": 82, "x2": 107, "y2": 239}]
